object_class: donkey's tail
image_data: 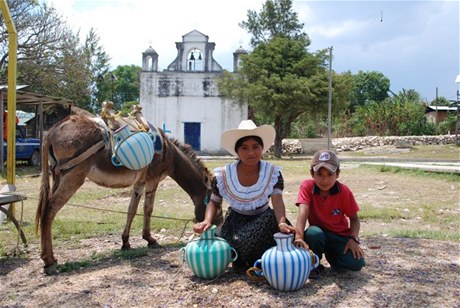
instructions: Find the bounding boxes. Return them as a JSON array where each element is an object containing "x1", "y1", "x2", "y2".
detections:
[{"x1": 35, "y1": 136, "x2": 51, "y2": 236}]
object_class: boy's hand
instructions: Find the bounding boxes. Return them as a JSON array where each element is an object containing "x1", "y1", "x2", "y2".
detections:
[
  {"x1": 344, "y1": 239, "x2": 365, "y2": 259},
  {"x1": 293, "y1": 238, "x2": 309, "y2": 249}
]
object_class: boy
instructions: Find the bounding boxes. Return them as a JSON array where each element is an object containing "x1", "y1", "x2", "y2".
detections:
[{"x1": 294, "y1": 150, "x2": 365, "y2": 277}]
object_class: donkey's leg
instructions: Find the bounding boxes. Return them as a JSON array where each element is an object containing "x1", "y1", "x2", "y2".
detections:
[
  {"x1": 142, "y1": 180, "x2": 161, "y2": 248},
  {"x1": 121, "y1": 181, "x2": 145, "y2": 250},
  {"x1": 41, "y1": 171, "x2": 87, "y2": 275}
]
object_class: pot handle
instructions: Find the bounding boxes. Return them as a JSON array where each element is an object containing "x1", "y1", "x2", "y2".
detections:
[
  {"x1": 246, "y1": 259, "x2": 265, "y2": 281},
  {"x1": 111, "y1": 155, "x2": 122, "y2": 167},
  {"x1": 307, "y1": 249, "x2": 320, "y2": 269},
  {"x1": 148, "y1": 131, "x2": 156, "y2": 142},
  {"x1": 230, "y1": 247, "x2": 238, "y2": 262},
  {"x1": 179, "y1": 247, "x2": 186, "y2": 263}
]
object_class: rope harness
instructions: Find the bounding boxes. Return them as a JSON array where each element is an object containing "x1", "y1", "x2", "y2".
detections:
[{"x1": 54, "y1": 140, "x2": 105, "y2": 176}]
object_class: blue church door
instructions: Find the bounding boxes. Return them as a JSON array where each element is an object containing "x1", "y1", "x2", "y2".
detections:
[{"x1": 184, "y1": 122, "x2": 201, "y2": 151}]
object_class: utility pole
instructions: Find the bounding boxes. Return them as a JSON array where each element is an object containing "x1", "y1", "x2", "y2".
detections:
[
  {"x1": 456, "y1": 74, "x2": 460, "y2": 146},
  {"x1": 435, "y1": 87, "x2": 438, "y2": 133},
  {"x1": 327, "y1": 46, "x2": 333, "y2": 150},
  {"x1": 456, "y1": 89, "x2": 459, "y2": 145}
]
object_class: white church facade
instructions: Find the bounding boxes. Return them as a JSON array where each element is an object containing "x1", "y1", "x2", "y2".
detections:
[{"x1": 140, "y1": 30, "x2": 248, "y2": 155}]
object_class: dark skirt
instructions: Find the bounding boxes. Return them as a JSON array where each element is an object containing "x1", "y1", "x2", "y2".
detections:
[{"x1": 220, "y1": 207, "x2": 278, "y2": 268}]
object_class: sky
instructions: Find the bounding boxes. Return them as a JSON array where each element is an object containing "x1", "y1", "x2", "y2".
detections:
[{"x1": 48, "y1": 0, "x2": 459, "y2": 104}]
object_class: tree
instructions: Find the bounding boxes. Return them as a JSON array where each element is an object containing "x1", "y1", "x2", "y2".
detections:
[
  {"x1": 84, "y1": 28, "x2": 111, "y2": 112},
  {"x1": 350, "y1": 70, "x2": 391, "y2": 112},
  {"x1": 218, "y1": 0, "x2": 329, "y2": 157},
  {"x1": 0, "y1": 0, "x2": 100, "y2": 111},
  {"x1": 111, "y1": 65, "x2": 141, "y2": 110},
  {"x1": 239, "y1": 0, "x2": 309, "y2": 47},
  {"x1": 430, "y1": 96, "x2": 451, "y2": 107}
]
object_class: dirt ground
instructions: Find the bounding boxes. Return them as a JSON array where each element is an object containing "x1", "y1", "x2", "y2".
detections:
[
  {"x1": 1, "y1": 153, "x2": 459, "y2": 307},
  {"x1": 1, "y1": 233, "x2": 459, "y2": 307}
]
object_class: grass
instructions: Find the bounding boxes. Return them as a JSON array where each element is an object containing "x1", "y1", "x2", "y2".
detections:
[
  {"x1": 57, "y1": 247, "x2": 150, "y2": 273},
  {"x1": 359, "y1": 206, "x2": 406, "y2": 221},
  {"x1": 0, "y1": 144, "x2": 459, "y2": 259},
  {"x1": 370, "y1": 164, "x2": 459, "y2": 181},
  {"x1": 341, "y1": 144, "x2": 460, "y2": 160}
]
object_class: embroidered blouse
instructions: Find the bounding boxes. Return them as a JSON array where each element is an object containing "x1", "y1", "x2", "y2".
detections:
[{"x1": 210, "y1": 160, "x2": 283, "y2": 212}]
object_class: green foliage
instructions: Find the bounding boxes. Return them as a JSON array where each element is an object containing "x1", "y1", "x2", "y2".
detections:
[
  {"x1": 438, "y1": 113, "x2": 458, "y2": 135},
  {"x1": 333, "y1": 89, "x2": 437, "y2": 137},
  {"x1": 57, "y1": 259, "x2": 93, "y2": 273},
  {"x1": 359, "y1": 206, "x2": 406, "y2": 221},
  {"x1": 0, "y1": 1, "x2": 93, "y2": 108},
  {"x1": 331, "y1": 71, "x2": 354, "y2": 115},
  {"x1": 110, "y1": 65, "x2": 141, "y2": 111},
  {"x1": 218, "y1": 36, "x2": 329, "y2": 156},
  {"x1": 289, "y1": 119, "x2": 322, "y2": 138},
  {"x1": 112, "y1": 247, "x2": 149, "y2": 260},
  {"x1": 429, "y1": 96, "x2": 451, "y2": 106},
  {"x1": 239, "y1": 0, "x2": 309, "y2": 47},
  {"x1": 119, "y1": 101, "x2": 140, "y2": 116},
  {"x1": 0, "y1": 1, "x2": 117, "y2": 114},
  {"x1": 387, "y1": 230, "x2": 460, "y2": 241},
  {"x1": 350, "y1": 70, "x2": 391, "y2": 112},
  {"x1": 85, "y1": 28, "x2": 112, "y2": 112},
  {"x1": 93, "y1": 65, "x2": 140, "y2": 114},
  {"x1": 376, "y1": 165, "x2": 460, "y2": 181},
  {"x1": 220, "y1": 0, "x2": 331, "y2": 157},
  {"x1": 57, "y1": 248, "x2": 149, "y2": 273}
]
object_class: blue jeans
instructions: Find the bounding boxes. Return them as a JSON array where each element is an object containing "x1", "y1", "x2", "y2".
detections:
[{"x1": 305, "y1": 226, "x2": 365, "y2": 271}]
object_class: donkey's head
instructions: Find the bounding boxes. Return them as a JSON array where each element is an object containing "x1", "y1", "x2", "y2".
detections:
[{"x1": 163, "y1": 137, "x2": 214, "y2": 223}]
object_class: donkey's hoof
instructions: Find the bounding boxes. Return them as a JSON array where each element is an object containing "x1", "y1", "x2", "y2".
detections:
[{"x1": 44, "y1": 263, "x2": 58, "y2": 275}]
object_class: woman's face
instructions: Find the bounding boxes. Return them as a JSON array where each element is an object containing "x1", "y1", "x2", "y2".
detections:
[{"x1": 236, "y1": 137, "x2": 263, "y2": 165}]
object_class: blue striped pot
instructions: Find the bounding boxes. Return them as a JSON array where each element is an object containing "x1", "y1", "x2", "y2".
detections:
[
  {"x1": 180, "y1": 225, "x2": 238, "y2": 279},
  {"x1": 111, "y1": 125, "x2": 155, "y2": 170},
  {"x1": 254, "y1": 232, "x2": 319, "y2": 291}
]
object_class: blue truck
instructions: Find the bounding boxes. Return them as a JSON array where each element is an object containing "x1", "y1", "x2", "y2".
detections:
[{"x1": 2, "y1": 126, "x2": 41, "y2": 166}]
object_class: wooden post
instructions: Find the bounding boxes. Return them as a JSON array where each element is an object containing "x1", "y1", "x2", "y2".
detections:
[{"x1": 0, "y1": 0, "x2": 18, "y2": 216}]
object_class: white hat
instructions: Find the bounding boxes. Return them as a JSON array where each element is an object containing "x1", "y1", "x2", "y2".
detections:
[{"x1": 221, "y1": 120, "x2": 275, "y2": 157}]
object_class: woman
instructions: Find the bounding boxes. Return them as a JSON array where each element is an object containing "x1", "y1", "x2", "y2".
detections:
[{"x1": 194, "y1": 120, "x2": 299, "y2": 271}]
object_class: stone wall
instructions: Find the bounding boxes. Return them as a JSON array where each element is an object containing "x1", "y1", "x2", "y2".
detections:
[
  {"x1": 332, "y1": 135, "x2": 457, "y2": 152},
  {"x1": 276, "y1": 135, "x2": 458, "y2": 154}
]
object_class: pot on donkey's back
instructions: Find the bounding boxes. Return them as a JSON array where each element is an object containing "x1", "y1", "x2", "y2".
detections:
[{"x1": 111, "y1": 125, "x2": 155, "y2": 170}]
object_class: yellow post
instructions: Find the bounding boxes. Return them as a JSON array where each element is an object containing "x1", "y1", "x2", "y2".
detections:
[{"x1": 0, "y1": 0, "x2": 18, "y2": 214}]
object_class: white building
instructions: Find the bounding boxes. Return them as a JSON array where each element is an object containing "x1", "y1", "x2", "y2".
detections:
[{"x1": 140, "y1": 30, "x2": 248, "y2": 155}]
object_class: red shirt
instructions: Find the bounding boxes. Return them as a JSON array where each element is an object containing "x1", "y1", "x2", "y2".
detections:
[{"x1": 296, "y1": 179, "x2": 359, "y2": 235}]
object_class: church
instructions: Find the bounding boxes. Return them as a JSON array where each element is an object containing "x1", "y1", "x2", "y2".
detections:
[{"x1": 140, "y1": 30, "x2": 248, "y2": 155}]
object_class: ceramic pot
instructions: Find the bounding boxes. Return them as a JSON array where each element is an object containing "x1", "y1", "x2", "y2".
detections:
[
  {"x1": 111, "y1": 125, "x2": 155, "y2": 170},
  {"x1": 180, "y1": 225, "x2": 238, "y2": 279},
  {"x1": 253, "y1": 232, "x2": 319, "y2": 291}
]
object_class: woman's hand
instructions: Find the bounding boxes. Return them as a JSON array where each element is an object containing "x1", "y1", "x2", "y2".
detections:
[
  {"x1": 278, "y1": 222, "x2": 298, "y2": 234},
  {"x1": 193, "y1": 221, "x2": 211, "y2": 234}
]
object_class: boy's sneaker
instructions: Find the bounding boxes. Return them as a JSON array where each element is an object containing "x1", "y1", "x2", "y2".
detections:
[
  {"x1": 308, "y1": 264, "x2": 325, "y2": 279},
  {"x1": 232, "y1": 262, "x2": 250, "y2": 275}
]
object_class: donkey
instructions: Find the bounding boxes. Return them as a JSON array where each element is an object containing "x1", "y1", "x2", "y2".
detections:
[{"x1": 35, "y1": 115, "x2": 218, "y2": 275}]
